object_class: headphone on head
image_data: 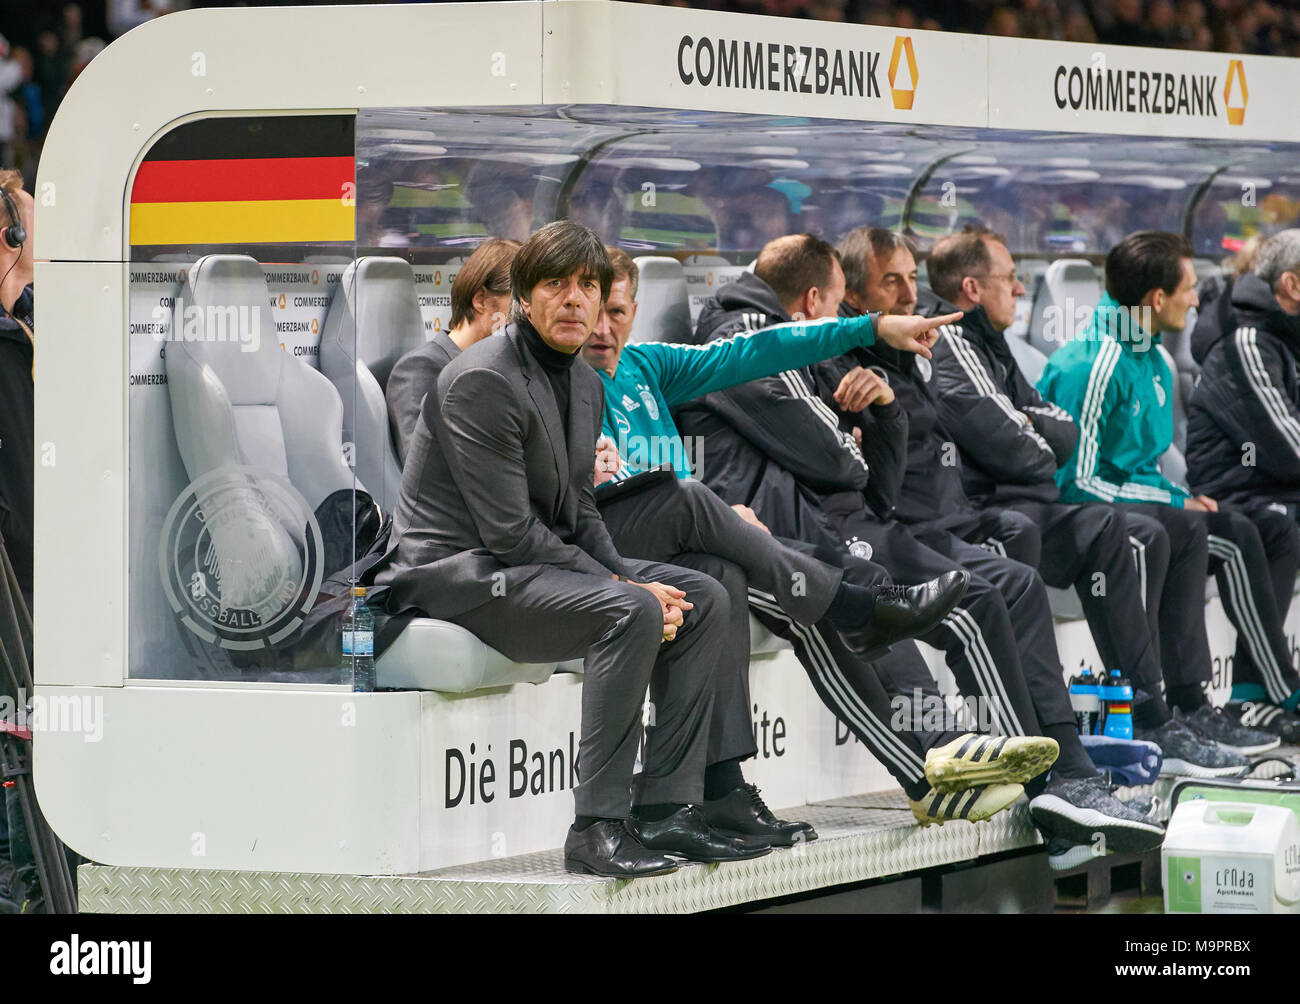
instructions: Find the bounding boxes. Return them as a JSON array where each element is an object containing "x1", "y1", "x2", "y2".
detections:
[{"x1": 1, "y1": 187, "x2": 26, "y2": 250}]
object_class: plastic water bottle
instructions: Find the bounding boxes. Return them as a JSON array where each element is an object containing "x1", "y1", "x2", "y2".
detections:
[
  {"x1": 1068, "y1": 669, "x2": 1102, "y2": 735},
  {"x1": 1098, "y1": 669, "x2": 1133, "y2": 740},
  {"x1": 342, "y1": 586, "x2": 375, "y2": 693}
]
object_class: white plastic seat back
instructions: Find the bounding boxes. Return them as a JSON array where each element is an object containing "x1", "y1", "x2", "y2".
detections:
[
  {"x1": 319, "y1": 257, "x2": 425, "y2": 513},
  {"x1": 1028, "y1": 258, "x2": 1102, "y2": 357},
  {"x1": 166, "y1": 255, "x2": 355, "y2": 513},
  {"x1": 681, "y1": 253, "x2": 749, "y2": 326},
  {"x1": 630, "y1": 256, "x2": 692, "y2": 344},
  {"x1": 1006, "y1": 335, "x2": 1049, "y2": 387},
  {"x1": 1157, "y1": 344, "x2": 1189, "y2": 481}
]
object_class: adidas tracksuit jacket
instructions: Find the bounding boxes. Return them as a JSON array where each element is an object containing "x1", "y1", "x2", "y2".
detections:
[
  {"x1": 1039, "y1": 293, "x2": 1300, "y2": 706},
  {"x1": 925, "y1": 299, "x2": 1168, "y2": 702}
]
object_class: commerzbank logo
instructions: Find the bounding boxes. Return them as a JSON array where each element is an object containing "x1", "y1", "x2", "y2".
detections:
[
  {"x1": 888, "y1": 36, "x2": 917, "y2": 110},
  {"x1": 1225, "y1": 59, "x2": 1248, "y2": 126}
]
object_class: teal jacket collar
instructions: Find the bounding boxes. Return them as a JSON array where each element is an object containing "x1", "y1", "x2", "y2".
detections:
[{"x1": 1089, "y1": 291, "x2": 1161, "y2": 354}]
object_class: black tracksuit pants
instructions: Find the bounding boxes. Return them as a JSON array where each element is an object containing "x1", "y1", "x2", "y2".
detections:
[
  {"x1": 1217, "y1": 503, "x2": 1300, "y2": 704},
  {"x1": 599, "y1": 477, "x2": 954, "y2": 799},
  {"x1": 1115, "y1": 503, "x2": 1300, "y2": 706},
  {"x1": 826, "y1": 503, "x2": 1069, "y2": 740},
  {"x1": 1004, "y1": 500, "x2": 1165, "y2": 699}
]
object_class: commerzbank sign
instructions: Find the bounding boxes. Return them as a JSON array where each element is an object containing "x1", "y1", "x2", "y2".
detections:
[
  {"x1": 675, "y1": 34, "x2": 920, "y2": 110},
  {"x1": 1051, "y1": 58, "x2": 1249, "y2": 124}
]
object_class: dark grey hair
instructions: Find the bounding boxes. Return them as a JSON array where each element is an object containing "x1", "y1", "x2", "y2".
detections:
[
  {"x1": 1254, "y1": 229, "x2": 1300, "y2": 294},
  {"x1": 836, "y1": 226, "x2": 915, "y2": 298}
]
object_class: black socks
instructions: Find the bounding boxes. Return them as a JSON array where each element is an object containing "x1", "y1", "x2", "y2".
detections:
[
  {"x1": 1166, "y1": 682, "x2": 1209, "y2": 715},
  {"x1": 1043, "y1": 723, "x2": 1101, "y2": 780},
  {"x1": 1132, "y1": 686, "x2": 1172, "y2": 729},
  {"x1": 703, "y1": 757, "x2": 746, "y2": 801},
  {"x1": 826, "y1": 580, "x2": 877, "y2": 631}
]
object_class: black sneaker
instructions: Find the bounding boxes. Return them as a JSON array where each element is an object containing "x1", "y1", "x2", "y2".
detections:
[
  {"x1": 1224, "y1": 701, "x2": 1300, "y2": 745},
  {"x1": 1043, "y1": 831, "x2": 1102, "y2": 872},
  {"x1": 1178, "y1": 705, "x2": 1280, "y2": 756},
  {"x1": 1028, "y1": 774, "x2": 1165, "y2": 854},
  {"x1": 1135, "y1": 718, "x2": 1251, "y2": 778}
]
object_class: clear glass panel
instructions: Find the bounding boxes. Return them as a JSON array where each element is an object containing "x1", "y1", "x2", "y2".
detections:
[
  {"x1": 127, "y1": 104, "x2": 1300, "y2": 687},
  {"x1": 128, "y1": 114, "x2": 359, "y2": 683},
  {"x1": 907, "y1": 138, "x2": 1221, "y2": 255},
  {"x1": 1191, "y1": 150, "x2": 1300, "y2": 260}
]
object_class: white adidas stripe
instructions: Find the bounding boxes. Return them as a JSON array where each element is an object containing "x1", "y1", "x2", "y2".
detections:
[
  {"x1": 943, "y1": 328, "x2": 1054, "y2": 457},
  {"x1": 774, "y1": 368, "x2": 870, "y2": 473},
  {"x1": 1207, "y1": 535, "x2": 1292, "y2": 704},
  {"x1": 746, "y1": 588, "x2": 927, "y2": 781},
  {"x1": 1127, "y1": 534, "x2": 1148, "y2": 612},
  {"x1": 939, "y1": 606, "x2": 1025, "y2": 736},
  {"x1": 1235, "y1": 327, "x2": 1300, "y2": 458}
]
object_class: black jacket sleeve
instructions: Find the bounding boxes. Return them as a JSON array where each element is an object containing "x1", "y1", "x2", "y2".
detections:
[
  {"x1": 702, "y1": 369, "x2": 872, "y2": 494},
  {"x1": 809, "y1": 354, "x2": 905, "y2": 517},
  {"x1": 856, "y1": 399, "x2": 908, "y2": 518},
  {"x1": 931, "y1": 326, "x2": 1061, "y2": 485},
  {"x1": 1220, "y1": 326, "x2": 1300, "y2": 484},
  {"x1": 1013, "y1": 371, "x2": 1079, "y2": 465}
]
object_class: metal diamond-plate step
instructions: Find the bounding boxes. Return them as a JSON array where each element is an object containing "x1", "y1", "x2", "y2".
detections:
[
  {"x1": 78, "y1": 790, "x2": 1041, "y2": 914},
  {"x1": 80, "y1": 748, "x2": 1300, "y2": 915}
]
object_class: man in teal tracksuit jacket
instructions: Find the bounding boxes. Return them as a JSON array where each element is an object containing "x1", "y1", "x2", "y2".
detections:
[
  {"x1": 1038, "y1": 230, "x2": 1300, "y2": 725},
  {"x1": 577, "y1": 247, "x2": 1062, "y2": 827}
]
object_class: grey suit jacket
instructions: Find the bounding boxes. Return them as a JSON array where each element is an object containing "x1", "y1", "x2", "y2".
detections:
[
  {"x1": 373, "y1": 321, "x2": 632, "y2": 620},
  {"x1": 385, "y1": 330, "x2": 460, "y2": 466}
]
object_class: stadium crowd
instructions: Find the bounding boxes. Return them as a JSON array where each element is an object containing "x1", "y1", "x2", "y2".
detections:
[{"x1": 3, "y1": 0, "x2": 1300, "y2": 189}]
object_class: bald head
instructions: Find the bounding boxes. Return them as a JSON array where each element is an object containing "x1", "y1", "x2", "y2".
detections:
[{"x1": 754, "y1": 233, "x2": 845, "y2": 319}]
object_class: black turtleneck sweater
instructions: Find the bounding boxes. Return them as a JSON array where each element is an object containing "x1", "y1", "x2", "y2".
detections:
[{"x1": 520, "y1": 319, "x2": 578, "y2": 423}]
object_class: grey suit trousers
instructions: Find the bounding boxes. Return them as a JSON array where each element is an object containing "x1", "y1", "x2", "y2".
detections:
[
  {"x1": 450, "y1": 558, "x2": 727, "y2": 818},
  {"x1": 600, "y1": 477, "x2": 841, "y2": 765}
]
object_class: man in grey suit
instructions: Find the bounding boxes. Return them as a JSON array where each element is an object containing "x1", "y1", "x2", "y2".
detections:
[{"x1": 375, "y1": 222, "x2": 771, "y2": 877}]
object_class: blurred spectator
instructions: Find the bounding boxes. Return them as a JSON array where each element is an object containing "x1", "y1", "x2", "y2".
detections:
[{"x1": 109, "y1": 1, "x2": 189, "y2": 37}]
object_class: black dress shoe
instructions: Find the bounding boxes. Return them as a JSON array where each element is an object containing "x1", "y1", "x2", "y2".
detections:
[
  {"x1": 848, "y1": 570, "x2": 970, "y2": 659},
  {"x1": 628, "y1": 806, "x2": 773, "y2": 862},
  {"x1": 563, "y1": 820, "x2": 679, "y2": 878},
  {"x1": 701, "y1": 783, "x2": 818, "y2": 848}
]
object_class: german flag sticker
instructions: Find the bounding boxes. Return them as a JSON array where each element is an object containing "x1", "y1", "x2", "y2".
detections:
[{"x1": 130, "y1": 115, "x2": 355, "y2": 246}]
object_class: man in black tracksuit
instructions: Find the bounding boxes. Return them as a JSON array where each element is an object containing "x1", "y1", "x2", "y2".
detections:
[
  {"x1": 920, "y1": 225, "x2": 1275, "y2": 761},
  {"x1": 1186, "y1": 229, "x2": 1300, "y2": 723},
  {"x1": 675, "y1": 234, "x2": 1166, "y2": 860}
]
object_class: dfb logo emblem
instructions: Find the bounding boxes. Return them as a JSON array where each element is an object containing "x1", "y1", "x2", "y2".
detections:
[
  {"x1": 159, "y1": 467, "x2": 324, "y2": 649},
  {"x1": 846, "y1": 536, "x2": 874, "y2": 561}
]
